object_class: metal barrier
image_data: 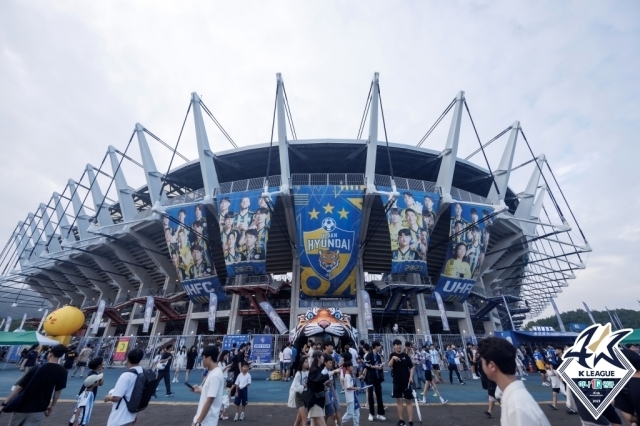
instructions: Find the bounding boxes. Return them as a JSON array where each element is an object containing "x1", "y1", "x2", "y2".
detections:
[{"x1": 55, "y1": 333, "x2": 490, "y2": 372}]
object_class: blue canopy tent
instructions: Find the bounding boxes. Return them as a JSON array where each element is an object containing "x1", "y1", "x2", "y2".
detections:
[{"x1": 494, "y1": 330, "x2": 579, "y2": 349}]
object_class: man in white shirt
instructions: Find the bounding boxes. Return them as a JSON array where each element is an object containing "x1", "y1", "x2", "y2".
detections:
[
  {"x1": 191, "y1": 345, "x2": 224, "y2": 426},
  {"x1": 477, "y1": 337, "x2": 551, "y2": 426},
  {"x1": 428, "y1": 344, "x2": 443, "y2": 383},
  {"x1": 282, "y1": 343, "x2": 293, "y2": 382},
  {"x1": 104, "y1": 348, "x2": 145, "y2": 426}
]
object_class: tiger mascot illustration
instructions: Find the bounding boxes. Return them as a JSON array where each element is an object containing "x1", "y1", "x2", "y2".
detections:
[
  {"x1": 290, "y1": 307, "x2": 356, "y2": 343},
  {"x1": 318, "y1": 249, "x2": 340, "y2": 274}
]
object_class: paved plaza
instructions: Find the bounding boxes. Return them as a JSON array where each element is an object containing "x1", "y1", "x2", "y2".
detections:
[{"x1": 0, "y1": 366, "x2": 596, "y2": 425}]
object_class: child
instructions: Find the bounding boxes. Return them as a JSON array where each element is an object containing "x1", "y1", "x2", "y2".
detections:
[
  {"x1": 220, "y1": 381, "x2": 231, "y2": 420},
  {"x1": 69, "y1": 374, "x2": 102, "y2": 426},
  {"x1": 546, "y1": 361, "x2": 564, "y2": 410},
  {"x1": 341, "y1": 362, "x2": 360, "y2": 426},
  {"x1": 233, "y1": 362, "x2": 252, "y2": 421}
]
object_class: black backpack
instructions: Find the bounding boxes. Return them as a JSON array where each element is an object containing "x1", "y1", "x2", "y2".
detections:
[{"x1": 117, "y1": 368, "x2": 160, "y2": 413}]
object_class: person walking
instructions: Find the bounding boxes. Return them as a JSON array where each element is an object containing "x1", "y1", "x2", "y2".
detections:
[
  {"x1": 478, "y1": 337, "x2": 550, "y2": 426},
  {"x1": 341, "y1": 361, "x2": 360, "y2": 426},
  {"x1": 154, "y1": 344, "x2": 176, "y2": 397},
  {"x1": 282, "y1": 343, "x2": 293, "y2": 382},
  {"x1": 444, "y1": 345, "x2": 464, "y2": 385},
  {"x1": 363, "y1": 342, "x2": 386, "y2": 422},
  {"x1": 409, "y1": 343, "x2": 425, "y2": 392},
  {"x1": 69, "y1": 374, "x2": 102, "y2": 426},
  {"x1": 191, "y1": 345, "x2": 225, "y2": 426},
  {"x1": 72, "y1": 345, "x2": 93, "y2": 378},
  {"x1": 185, "y1": 345, "x2": 198, "y2": 383},
  {"x1": 1, "y1": 344, "x2": 68, "y2": 425},
  {"x1": 389, "y1": 339, "x2": 415, "y2": 426},
  {"x1": 290, "y1": 356, "x2": 309, "y2": 426},
  {"x1": 104, "y1": 348, "x2": 144, "y2": 426},
  {"x1": 420, "y1": 356, "x2": 447, "y2": 405},
  {"x1": 173, "y1": 346, "x2": 187, "y2": 383},
  {"x1": 64, "y1": 345, "x2": 78, "y2": 374},
  {"x1": 306, "y1": 350, "x2": 331, "y2": 426}
]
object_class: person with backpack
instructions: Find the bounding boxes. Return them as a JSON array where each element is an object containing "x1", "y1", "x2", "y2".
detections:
[
  {"x1": 1, "y1": 344, "x2": 68, "y2": 425},
  {"x1": 105, "y1": 348, "x2": 158, "y2": 426}
]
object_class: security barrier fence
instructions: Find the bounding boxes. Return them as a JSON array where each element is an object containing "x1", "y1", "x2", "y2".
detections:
[{"x1": 2, "y1": 333, "x2": 488, "y2": 370}]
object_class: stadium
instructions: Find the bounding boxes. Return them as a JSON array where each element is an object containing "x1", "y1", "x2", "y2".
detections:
[{"x1": 0, "y1": 73, "x2": 590, "y2": 352}]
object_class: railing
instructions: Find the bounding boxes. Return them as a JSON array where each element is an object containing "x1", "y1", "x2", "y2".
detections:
[
  {"x1": 291, "y1": 173, "x2": 365, "y2": 186},
  {"x1": 164, "y1": 188, "x2": 206, "y2": 207},
  {"x1": 219, "y1": 175, "x2": 282, "y2": 194},
  {"x1": 226, "y1": 275, "x2": 272, "y2": 287},
  {"x1": 54, "y1": 333, "x2": 489, "y2": 372}
]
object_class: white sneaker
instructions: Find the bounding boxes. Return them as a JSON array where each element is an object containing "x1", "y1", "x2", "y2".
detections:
[
  {"x1": 240, "y1": 412, "x2": 244, "y2": 420},
  {"x1": 421, "y1": 398, "x2": 427, "y2": 404},
  {"x1": 441, "y1": 399, "x2": 448, "y2": 404},
  {"x1": 521, "y1": 377, "x2": 527, "y2": 381},
  {"x1": 376, "y1": 415, "x2": 386, "y2": 421},
  {"x1": 234, "y1": 413, "x2": 239, "y2": 422},
  {"x1": 542, "y1": 382, "x2": 550, "y2": 386},
  {"x1": 368, "y1": 414, "x2": 374, "y2": 422}
]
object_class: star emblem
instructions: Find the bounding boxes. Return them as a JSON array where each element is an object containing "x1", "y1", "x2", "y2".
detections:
[
  {"x1": 323, "y1": 203, "x2": 334, "y2": 214},
  {"x1": 308, "y1": 208, "x2": 319, "y2": 220},
  {"x1": 338, "y1": 208, "x2": 349, "y2": 219}
]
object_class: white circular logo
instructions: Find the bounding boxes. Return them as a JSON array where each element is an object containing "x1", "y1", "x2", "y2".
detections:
[{"x1": 322, "y1": 217, "x2": 337, "y2": 232}]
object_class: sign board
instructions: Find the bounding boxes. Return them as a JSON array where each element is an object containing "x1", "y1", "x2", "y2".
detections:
[
  {"x1": 251, "y1": 335, "x2": 273, "y2": 363},
  {"x1": 113, "y1": 337, "x2": 130, "y2": 362}
]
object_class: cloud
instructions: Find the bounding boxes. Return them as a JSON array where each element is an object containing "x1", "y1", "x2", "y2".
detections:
[{"x1": 0, "y1": 0, "x2": 639, "y2": 320}]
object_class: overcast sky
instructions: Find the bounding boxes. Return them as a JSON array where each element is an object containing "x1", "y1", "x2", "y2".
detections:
[{"x1": 1, "y1": 1, "x2": 638, "y2": 321}]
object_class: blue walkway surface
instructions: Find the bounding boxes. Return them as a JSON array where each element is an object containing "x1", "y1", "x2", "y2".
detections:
[{"x1": 0, "y1": 365, "x2": 560, "y2": 405}]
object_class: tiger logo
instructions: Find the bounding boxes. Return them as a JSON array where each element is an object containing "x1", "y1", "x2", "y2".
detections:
[
  {"x1": 318, "y1": 249, "x2": 340, "y2": 274},
  {"x1": 291, "y1": 307, "x2": 356, "y2": 343}
]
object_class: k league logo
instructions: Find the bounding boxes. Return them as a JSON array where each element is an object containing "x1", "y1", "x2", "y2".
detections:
[{"x1": 558, "y1": 323, "x2": 634, "y2": 419}]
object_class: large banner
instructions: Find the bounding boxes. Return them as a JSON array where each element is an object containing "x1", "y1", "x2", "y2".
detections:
[
  {"x1": 142, "y1": 296, "x2": 154, "y2": 333},
  {"x1": 208, "y1": 293, "x2": 217, "y2": 332},
  {"x1": 379, "y1": 188, "x2": 440, "y2": 275},
  {"x1": 91, "y1": 300, "x2": 106, "y2": 334},
  {"x1": 258, "y1": 301, "x2": 288, "y2": 334},
  {"x1": 361, "y1": 290, "x2": 374, "y2": 330},
  {"x1": 222, "y1": 335, "x2": 250, "y2": 352},
  {"x1": 217, "y1": 189, "x2": 277, "y2": 277},
  {"x1": 432, "y1": 202, "x2": 494, "y2": 303},
  {"x1": 162, "y1": 203, "x2": 226, "y2": 304},
  {"x1": 294, "y1": 185, "x2": 364, "y2": 298}
]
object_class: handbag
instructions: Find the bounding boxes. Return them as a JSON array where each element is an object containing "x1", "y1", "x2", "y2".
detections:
[{"x1": 3, "y1": 366, "x2": 40, "y2": 413}]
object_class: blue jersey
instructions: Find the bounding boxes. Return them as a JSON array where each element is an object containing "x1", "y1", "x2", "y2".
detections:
[
  {"x1": 69, "y1": 391, "x2": 94, "y2": 426},
  {"x1": 546, "y1": 348, "x2": 557, "y2": 364},
  {"x1": 424, "y1": 358, "x2": 433, "y2": 371},
  {"x1": 445, "y1": 350, "x2": 456, "y2": 364},
  {"x1": 533, "y1": 351, "x2": 544, "y2": 361}
]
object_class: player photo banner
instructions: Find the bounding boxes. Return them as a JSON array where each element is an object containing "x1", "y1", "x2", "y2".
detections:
[
  {"x1": 294, "y1": 185, "x2": 364, "y2": 298},
  {"x1": 162, "y1": 203, "x2": 226, "y2": 304},
  {"x1": 217, "y1": 189, "x2": 277, "y2": 277},
  {"x1": 432, "y1": 202, "x2": 494, "y2": 303},
  {"x1": 378, "y1": 187, "x2": 440, "y2": 275}
]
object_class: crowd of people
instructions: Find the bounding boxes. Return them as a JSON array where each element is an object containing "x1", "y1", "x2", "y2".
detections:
[{"x1": 2, "y1": 337, "x2": 640, "y2": 426}]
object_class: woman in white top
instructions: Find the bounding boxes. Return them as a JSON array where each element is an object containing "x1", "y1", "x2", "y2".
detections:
[
  {"x1": 173, "y1": 346, "x2": 187, "y2": 383},
  {"x1": 218, "y1": 350, "x2": 232, "y2": 380},
  {"x1": 288, "y1": 356, "x2": 309, "y2": 426}
]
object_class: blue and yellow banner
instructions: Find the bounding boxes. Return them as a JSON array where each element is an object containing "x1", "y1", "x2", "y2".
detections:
[
  {"x1": 162, "y1": 203, "x2": 226, "y2": 304},
  {"x1": 217, "y1": 189, "x2": 277, "y2": 277},
  {"x1": 432, "y1": 202, "x2": 494, "y2": 303},
  {"x1": 294, "y1": 185, "x2": 364, "y2": 298},
  {"x1": 379, "y1": 188, "x2": 440, "y2": 275}
]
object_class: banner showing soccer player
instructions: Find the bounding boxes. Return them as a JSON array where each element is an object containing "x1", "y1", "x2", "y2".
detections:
[
  {"x1": 217, "y1": 189, "x2": 277, "y2": 277},
  {"x1": 162, "y1": 203, "x2": 226, "y2": 303},
  {"x1": 378, "y1": 188, "x2": 440, "y2": 275},
  {"x1": 294, "y1": 185, "x2": 364, "y2": 298},
  {"x1": 432, "y1": 202, "x2": 494, "y2": 303}
]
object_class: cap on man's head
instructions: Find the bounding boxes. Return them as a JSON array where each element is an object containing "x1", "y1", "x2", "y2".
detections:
[{"x1": 83, "y1": 373, "x2": 103, "y2": 388}]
